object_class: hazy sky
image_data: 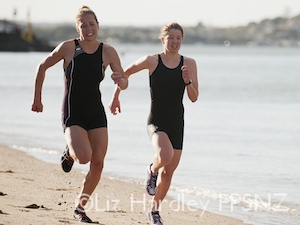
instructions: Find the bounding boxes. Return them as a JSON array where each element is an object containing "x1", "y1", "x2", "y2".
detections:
[{"x1": 2, "y1": 0, "x2": 300, "y2": 27}]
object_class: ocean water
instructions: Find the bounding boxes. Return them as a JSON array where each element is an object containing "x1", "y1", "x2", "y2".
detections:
[{"x1": 0, "y1": 44, "x2": 299, "y2": 225}]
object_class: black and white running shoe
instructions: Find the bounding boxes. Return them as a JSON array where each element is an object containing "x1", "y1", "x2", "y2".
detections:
[
  {"x1": 60, "y1": 146, "x2": 74, "y2": 173},
  {"x1": 147, "y1": 210, "x2": 163, "y2": 225},
  {"x1": 145, "y1": 163, "x2": 158, "y2": 196}
]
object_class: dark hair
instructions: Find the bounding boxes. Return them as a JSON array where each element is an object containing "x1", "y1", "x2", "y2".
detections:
[{"x1": 159, "y1": 22, "x2": 184, "y2": 39}]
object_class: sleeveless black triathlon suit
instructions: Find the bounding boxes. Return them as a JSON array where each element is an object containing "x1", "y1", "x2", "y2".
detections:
[
  {"x1": 147, "y1": 54, "x2": 185, "y2": 150},
  {"x1": 62, "y1": 39, "x2": 107, "y2": 131}
]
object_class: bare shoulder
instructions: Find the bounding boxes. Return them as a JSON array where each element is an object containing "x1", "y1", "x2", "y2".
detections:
[
  {"x1": 49, "y1": 39, "x2": 75, "y2": 68},
  {"x1": 147, "y1": 54, "x2": 158, "y2": 60},
  {"x1": 183, "y1": 55, "x2": 197, "y2": 66},
  {"x1": 50, "y1": 39, "x2": 75, "y2": 58},
  {"x1": 144, "y1": 54, "x2": 159, "y2": 74},
  {"x1": 142, "y1": 54, "x2": 158, "y2": 65},
  {"x1": 102, "y1": 43, "x2": 118, "y2": 55},
  {"x1": 101, "y1": 43, "x2": 121, "y2": 69}
]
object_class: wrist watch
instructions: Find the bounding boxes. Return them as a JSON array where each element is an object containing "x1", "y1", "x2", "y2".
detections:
[{"x1": 185, "y1": 79, "x2": 192, "y2": 86}]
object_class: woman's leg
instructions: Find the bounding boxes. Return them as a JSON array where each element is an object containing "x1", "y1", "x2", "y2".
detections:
[
  {"x1": 149, "y1": 131, "x2": 183, "y2": 210},
  {"x1": 64, "y1": 125, "x2": 93, "y2": 164},
  {"x1": 151, "y1": 149, "x2": 182, "y2": 211},
  {"x1": 65, "y1": 126, "x2": 108, "y2": 209},
  {"x1": 150, "y1": 131, "x2": 174, "y2": 174}
]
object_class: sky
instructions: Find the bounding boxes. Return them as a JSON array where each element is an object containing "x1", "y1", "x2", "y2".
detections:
[{"x1": 1, "y1": 0, "x2": 300, "y2": 28}]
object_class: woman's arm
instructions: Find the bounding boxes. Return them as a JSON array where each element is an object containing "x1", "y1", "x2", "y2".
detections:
[
  {"x1": 31, "y1": 42, "x2": 68, "y2": 112},
  {"x1": 182, "y1": 57, "x2": 199, "y2": 102},
  {"x1": 109, "y1": 55, "x2": 154, "y2": 115},
  {"x1": 104, "y1": 45, "x2": 128, "y2": 90}
]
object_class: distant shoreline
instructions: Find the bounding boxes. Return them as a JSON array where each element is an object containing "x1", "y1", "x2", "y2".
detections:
[{"x1": 29, "y1": 13, "x2": 300, "y2": 47}]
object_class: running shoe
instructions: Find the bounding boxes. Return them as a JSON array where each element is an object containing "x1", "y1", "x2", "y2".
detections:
[
  {"x1": 146, "y1": 163, "x2": 158, "y2": 196},
  {"x1": 147, "y1": 210, "x2": 163, "y2": 225},
  {"x1": 73, "y1": 208, "x2": 93, "y2": 223},
  {"x1": 60, "y1": 146, "x2": 74, "y2": 173}
]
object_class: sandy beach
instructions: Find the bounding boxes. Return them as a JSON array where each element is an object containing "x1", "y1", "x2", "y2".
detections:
[{"x1": 0, "y1": 145, "x2": 248, "y2": 225}]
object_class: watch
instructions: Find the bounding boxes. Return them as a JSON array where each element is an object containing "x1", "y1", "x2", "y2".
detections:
[{"x1": 185, "y1": 79, "x2": 192, "y2": 86}]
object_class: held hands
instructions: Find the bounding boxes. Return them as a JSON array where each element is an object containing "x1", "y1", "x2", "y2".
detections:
[{"x1": 111, "y1": 72, "x2": 128, "y2": 90}]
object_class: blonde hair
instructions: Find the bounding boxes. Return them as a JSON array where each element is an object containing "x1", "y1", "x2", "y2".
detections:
[
  {"x1": 159, "y1": 22, "x2": 184, "y2": 39},
  {"x1": 75, "y1": 6, "x2": 98, "y2": 25}
]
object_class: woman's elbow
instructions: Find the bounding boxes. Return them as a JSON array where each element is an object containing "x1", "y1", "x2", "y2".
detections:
[
  {"x1": 191, "y1": 96, "x2": 198, "y2": 103},
  {"x1": 189, "y1": 91, "x2": 199, "y2": 102}
]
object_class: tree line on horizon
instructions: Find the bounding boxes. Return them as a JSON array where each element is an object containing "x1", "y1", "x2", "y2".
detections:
[{"x1": 31, "y1": 14, "x2": 300, "y2": 47}]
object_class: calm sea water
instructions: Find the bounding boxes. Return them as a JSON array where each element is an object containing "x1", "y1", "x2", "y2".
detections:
[{"x1": 0, "y1": 44, "x2": 299, "y2": 225}]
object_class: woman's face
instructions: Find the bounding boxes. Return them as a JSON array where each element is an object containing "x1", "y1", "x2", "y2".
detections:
[
  {"x1": 162, "y1": 29, "x2": 183, "y2": 53},
  {"x1": 76, "y1": 14, "x2": 99, "y2": 41}
]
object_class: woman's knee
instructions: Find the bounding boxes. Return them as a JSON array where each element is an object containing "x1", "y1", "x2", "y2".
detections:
[
  {"x1": 159, "y1": 156, "x2": 172, "y2": 165},
  {"x1": 160, "y1": 167, "x2": 175, "y2": 180},
  {"x1": 77, "y1": 156, "x2": 90, "y2": 164},
  {"x1": 75, "y1": 150, "x2": 92, "y2": 164},
  {"x1": 90, "y1": 160, "x2": 104, "y2": 174},
  {"x1": 158, "y1": 148, "x2": 174, "y2": 165}
]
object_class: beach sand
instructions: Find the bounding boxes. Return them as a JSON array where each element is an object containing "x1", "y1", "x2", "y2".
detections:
[{"x1": 0, "y1": 145, "x2": 248, "y2": 225}]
